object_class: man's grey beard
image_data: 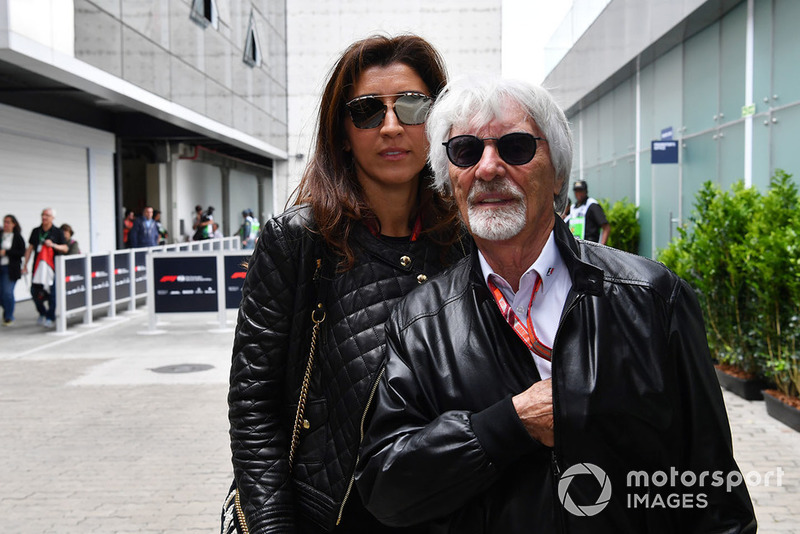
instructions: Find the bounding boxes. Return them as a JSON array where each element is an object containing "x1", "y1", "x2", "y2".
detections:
[{"x1": 466, "y1": 179, "x2": 527, "y2": 241}]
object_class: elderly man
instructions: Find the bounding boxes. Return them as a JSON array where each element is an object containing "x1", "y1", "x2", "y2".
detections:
[
  {"x1": 355, "y1": 78, "x2": 755, "y2": 533},
  {"x1": 22, "y1": 208, "x2": 68, "y2": 327}
]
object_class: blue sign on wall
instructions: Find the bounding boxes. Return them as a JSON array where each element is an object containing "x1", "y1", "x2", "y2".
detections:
[{"x1": 651, "y1": 140, "x2": 679, "y2": 164}]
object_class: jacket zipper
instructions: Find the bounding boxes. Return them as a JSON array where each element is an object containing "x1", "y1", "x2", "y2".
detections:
[
  {"x1": 336, "y1": 366, "x2": 386, "y2": 525},
  {"x1": 550, "y1": 291, "x2": 584, "y2": 533},
  {"x1": 234, "y1": 489, "x2": 250, "y2": 534}
]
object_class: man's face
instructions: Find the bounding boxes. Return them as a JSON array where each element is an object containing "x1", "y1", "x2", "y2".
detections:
[
  {"x1": 574, "y1": 188, "x2": 587, "y2": 203},
  {"x1": 143, "y1": 207, "x2": 153, "y2": 220},
  {"x1": 41, "y1": 210, "x2": 54, "y2": 228},
  {"x1": 447, "y1": 101, "x2": 560, "y2": 243}
]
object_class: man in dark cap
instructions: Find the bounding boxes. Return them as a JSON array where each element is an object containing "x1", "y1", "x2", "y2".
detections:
[{"x1": 567, "y1": 180, "x2": 610, "y2": 244}]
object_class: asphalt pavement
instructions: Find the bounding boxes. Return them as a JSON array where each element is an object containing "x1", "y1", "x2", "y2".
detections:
[{"x1": 0, "y1": 299, "x2": 798, "y2": 533}]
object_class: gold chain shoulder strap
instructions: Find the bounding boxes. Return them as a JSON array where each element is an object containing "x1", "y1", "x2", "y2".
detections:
[{"x1": 288, "y1": 258, "x2": 326, "y2": 472}]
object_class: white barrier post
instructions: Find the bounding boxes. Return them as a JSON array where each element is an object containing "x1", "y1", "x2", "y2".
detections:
[
  {"x1": 55, "y1": 255, "x2": 68, "y2": 333},
  {"x1": 146, "y1": 250, "x2": 158, "y2": 331},
  {"x1": 216, "y1": 252, "x2": 227, "y2": 329},
  {"x1": 83, "y1": 254, "x2": 93, "y2": 326},
  {"x1": 108, "y1": 251, "x2": 116, "y2": 318},
  {"x1": 127, "y1": 250, "x2": 136, "y2": 312}
]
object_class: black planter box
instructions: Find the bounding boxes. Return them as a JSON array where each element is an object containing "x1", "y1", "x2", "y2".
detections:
[
  {"x1": 763, "y1": 391, "x2": 800, "y2": 432},
  {"x1": 714, "y1": 367, "x2": 765, "y2": 401}
]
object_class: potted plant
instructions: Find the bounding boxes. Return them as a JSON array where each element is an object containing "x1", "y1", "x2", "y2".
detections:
[
  {"x1": 659, "y1": 181, "x2": 766, "y2": 399},
  {"x1": 599, "y1": 197, "x2": 640, "y2": 254},
  {"x1": 744, "y1": 171, "x2": 800, "y2": 430}
]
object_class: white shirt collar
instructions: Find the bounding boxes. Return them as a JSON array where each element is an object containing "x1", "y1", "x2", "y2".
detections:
[{"x1": 478, "y1": 231, "x2": 561, "y2": 294}]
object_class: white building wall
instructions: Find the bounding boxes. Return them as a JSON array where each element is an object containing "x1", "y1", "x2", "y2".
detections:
[
  {"x1": 0, "y1": 102, "x2": 115, "y2": 301},
  {"x1": 278, "y1": 0, "x2": 503, "y2": 211},
  {"x1": 228, "y1": 169, "x2": 260, "y2": 237},
  {"x1": 175, "y1": 160, "x2": 224, "y2": 239}
]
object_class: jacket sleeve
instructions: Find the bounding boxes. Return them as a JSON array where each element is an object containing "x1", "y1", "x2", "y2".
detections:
[
  {"x1": 356, "y1": 314, "x2": 542, "y2": 527},
  {"x1": 670, "y1": 280, "x2": 757, "y2": 533},
  {"x1": 9, "y1": 234, "x2": 26, "y2": 260},
  {"x1": 128, "y1": 221, "x2": 140, "y2": 249},
  {"x1": 228, "y1": 219, "x2": 300, "y2": 533}
]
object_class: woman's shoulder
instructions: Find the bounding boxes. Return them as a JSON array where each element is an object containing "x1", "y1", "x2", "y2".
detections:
[
  {"x1": 258, "y1": 204, "x2": 321, "y2": 260},
  {"x1": 268, "y1": 204, "x2": 316, "y2": 235}
]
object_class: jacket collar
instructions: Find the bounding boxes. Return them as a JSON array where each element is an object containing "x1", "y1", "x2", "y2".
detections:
[{"x1": 468, "y1": 214, "x2": 604, "y2": 297}]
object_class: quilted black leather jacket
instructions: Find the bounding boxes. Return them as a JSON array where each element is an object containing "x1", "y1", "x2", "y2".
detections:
[
  {"x1": 356, "y1": 216, "x2": 756, "y2": 533},
  {"x1": 228, "y1": 205, "x2": 469, "y2": 534}
]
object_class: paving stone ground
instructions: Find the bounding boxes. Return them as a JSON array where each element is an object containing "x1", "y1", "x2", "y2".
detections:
[{"x1": 1, "y1": 299, "x2": 798, "y2": 533}]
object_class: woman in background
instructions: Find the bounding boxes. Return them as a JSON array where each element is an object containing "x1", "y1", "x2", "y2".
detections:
[
  {"x1": 60, "y1": 224, "x2": 81, "y2": 255},
  {"x1": 0, "y1": 214, "x2": 26, "y2": 326}
]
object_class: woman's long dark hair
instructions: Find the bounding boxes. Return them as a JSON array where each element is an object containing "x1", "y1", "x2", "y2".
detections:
[
  {"x1": 3, "y1": 214, "x2": 21, "y2": 236},
  {"x1": 292, "y1": 34, "x2": 461, "y2": 270}
]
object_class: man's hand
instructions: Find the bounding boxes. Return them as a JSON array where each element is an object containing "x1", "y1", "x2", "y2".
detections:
[{"x1": 512, "y1": 379, "x2": 554, "y2": 447}]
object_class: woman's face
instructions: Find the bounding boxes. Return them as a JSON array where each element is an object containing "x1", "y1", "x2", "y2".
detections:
[
  {"x1": 3, "y1": 217, "x2": 13, "y2": 233},
  {"x1": 344, "y1": 62, "x2": 431, "y2": 197}
]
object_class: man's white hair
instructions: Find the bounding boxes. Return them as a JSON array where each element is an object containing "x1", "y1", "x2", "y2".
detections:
[{"x1": 426, "y1": 76, "x2": 574, "y2": 213}]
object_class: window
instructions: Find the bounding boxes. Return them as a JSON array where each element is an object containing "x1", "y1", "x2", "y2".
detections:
[
  {"x1": 190, "y1": 0, "x2": 218, "y2": 29},
  {"x1": 243, "y1": 11, "x2": 262, "y2": 67}
]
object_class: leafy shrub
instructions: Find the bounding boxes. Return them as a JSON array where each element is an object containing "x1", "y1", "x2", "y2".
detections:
[
  {"x1": 740, "y1": 171, "x2": 800, "y2": 398},
  {"x1": 599, "y1": 197, "x2": 640, "y2": 254},
  {"x1": 658, "y1": 171, "x2": 800, "y2": 399}
]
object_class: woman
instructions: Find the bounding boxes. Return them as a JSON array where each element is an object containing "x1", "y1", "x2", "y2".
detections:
[
  {"x1": 0, "y1": 215, "x2": 26, "y2": 326},
  {"x1": 60, "y1": 224, "x2": 81, "y2": 255},
  {"x1": 227, "y1": 35, "x2": 468, "y2": 534}
]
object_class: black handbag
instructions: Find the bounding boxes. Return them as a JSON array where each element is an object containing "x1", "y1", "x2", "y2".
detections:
[{"x1": 221, "y1": 256, "x2": 329, "y2": 534}]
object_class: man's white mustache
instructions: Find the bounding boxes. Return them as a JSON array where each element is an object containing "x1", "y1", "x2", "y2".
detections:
[{"x1": 468, "y1": 179, "x2": 525, "y2": 205}]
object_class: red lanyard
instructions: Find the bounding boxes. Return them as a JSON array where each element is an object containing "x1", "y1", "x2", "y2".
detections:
[
  {"x1": 364, "y1": 213, "x2": 423, "y2": 241},
  {"x1": 487, "y1": 276, "x2": 552, "y2": 361}
]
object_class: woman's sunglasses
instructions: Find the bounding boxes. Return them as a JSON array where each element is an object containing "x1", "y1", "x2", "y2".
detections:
[
  {"x1": 345, "y1": 92, "x2": 433, "y2": 129},
  {"x1": 442, "y1": 132, "x2": 546, "y2": 168}
]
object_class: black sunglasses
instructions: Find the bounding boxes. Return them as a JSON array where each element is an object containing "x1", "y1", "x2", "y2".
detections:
[
  {"x1": 345, "y1": 92, "x2": 433, "y2": 129},
  {"x1": 442, "y1": 132, "x2": 546, "y2": 168}
]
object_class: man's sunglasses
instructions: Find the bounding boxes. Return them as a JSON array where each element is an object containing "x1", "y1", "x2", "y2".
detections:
[
  {"x1": 345, "y1": 92, "x2": 433, "y2": 129},
  {"x1": 442, "y1": 132, "x2": 546, "y2": 168}
]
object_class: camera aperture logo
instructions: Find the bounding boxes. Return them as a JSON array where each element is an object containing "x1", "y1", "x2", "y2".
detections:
[{"x1": 557, "y1": 463, "x2": 612, "y2": 517}]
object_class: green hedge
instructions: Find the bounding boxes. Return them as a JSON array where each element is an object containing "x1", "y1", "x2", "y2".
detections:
[
  {"x1": 658, "y1": 171, "x2": 800, "y2": 399},
  {"x1": 599, "y1": 197, "x2": 640, "y2": 254}
]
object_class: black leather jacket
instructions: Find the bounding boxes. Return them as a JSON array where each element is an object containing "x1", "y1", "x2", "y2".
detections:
[
  {"x1": 228, "y1": 205, "x2": 468, "y2": 534},
  {"x1": 356, "y1": 216, "x2": 756, "y2": 534}
]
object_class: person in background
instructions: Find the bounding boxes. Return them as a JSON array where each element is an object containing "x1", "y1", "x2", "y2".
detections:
[
  {"x1": 191, "y1": 204, "x2": 204, "y2": 239},
  {"x1": 122, "y1": 209, "x2": 135, "y2": 248},
  {"x1": 0, "y1": 214, "x2": 26, "y2": 326},
  {"x1": 23, "y1": 207, "x2": 68, "y2": 327},
  {"x1": 193, "y1": 206, "x2": 214, "y2": 240},
  {"x1": 153, "y1": 209, "x2": 169, "y2": 245},
  {"x1": 129, "y1": 206, "x2": 159, "y2": 248},
  {"x1": 226, "y1": 34, "x2": 468, "y2": 534},
  {"x1": 565, "y1": 179, "x2": 610, "y2": 244},
  {"x1": 238, "y1": 209, "x2": 260, "y2": 249},
  {"x1": 211, "y1": 222, "x2": 223, "y2": 239},
  {"x1": 355, "y1": 76, "x2": 756, "y2": 533},
  {"x1": 60, "y1": 224, "x2": 81, "y2": 255}
]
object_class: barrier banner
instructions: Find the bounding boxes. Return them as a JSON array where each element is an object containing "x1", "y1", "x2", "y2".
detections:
[
  {"x1": 134, "y1": 250, "x2": 148, "y2": 296},
  {"x1": 114, "y1": 252, "x2": 131, "y2": 300},
  {"x1": 64, "y1": 257, "x2": 87, "y2": 311},
  {"x1": 91, "y1": 255, "x2": 111, "y2": 306},
  {"x1": 224, "y1": 254, "x2": 250, "y2": 309},
  {"x1": 153, "y1": 256, "x2": 218, "y2": 313}
]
